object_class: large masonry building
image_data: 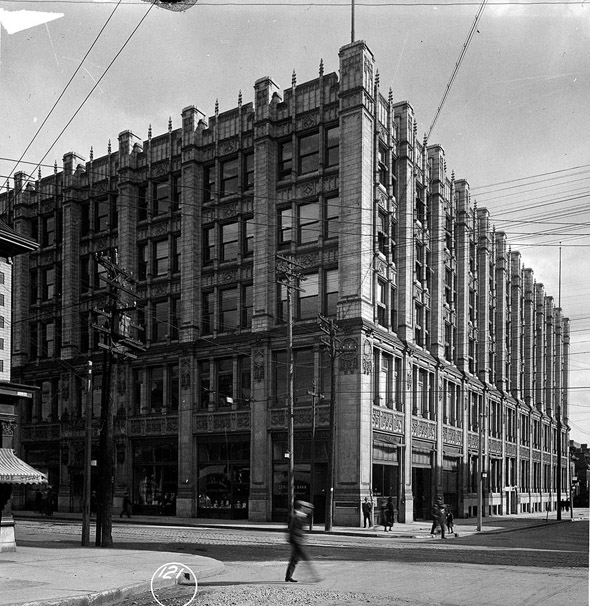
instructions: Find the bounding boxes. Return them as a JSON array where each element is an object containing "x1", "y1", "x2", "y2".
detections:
[{"x1": 0, "y1": 41, "x2": 570, "y2": 524}]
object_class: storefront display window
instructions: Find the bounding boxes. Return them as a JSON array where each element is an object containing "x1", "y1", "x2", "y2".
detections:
[
  {"x1": 197, "y1": 438, "x2": 250, "y2": 519},
  {"x1": 133, "y1": 441, "x2": 178, "y2": 515}
]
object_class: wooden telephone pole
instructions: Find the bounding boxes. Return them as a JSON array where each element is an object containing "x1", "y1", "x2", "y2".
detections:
[{"x1": 92, "y1": 252, "x2": 145, "y2": 547}]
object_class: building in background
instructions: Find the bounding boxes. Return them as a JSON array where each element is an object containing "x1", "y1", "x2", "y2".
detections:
[
  {"x1": 0, "y1": 220, "x2": 43, "y2": 551},
  {"x1": 0, "y1": 41, "x2": 570, "y2": 525}
]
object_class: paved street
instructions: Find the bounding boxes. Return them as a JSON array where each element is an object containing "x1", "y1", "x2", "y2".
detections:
[{"x1": 14, "y1": 515, "x2": 589, "y2": 606}]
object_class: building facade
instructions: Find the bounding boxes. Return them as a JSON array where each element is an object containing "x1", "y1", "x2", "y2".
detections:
[{"x1": 0, "y1": 41, "x2": 570, "y2": 525}]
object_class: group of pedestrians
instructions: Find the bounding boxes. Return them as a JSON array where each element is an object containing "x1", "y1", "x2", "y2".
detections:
[
  {"x1": 430, "y1": 495, "x2": 454, "y2": 538},
  {"x1": 283, "y1": 494, "x2": 454, "y2": 582},
  {"x1": 362, "y1": 496, "x2": 395, "y2": 530}
]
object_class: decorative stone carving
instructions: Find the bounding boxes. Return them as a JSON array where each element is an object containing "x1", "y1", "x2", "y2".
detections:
[
  {"x1": 221, "y1": 270, "x2": 237, "y2": 283},
  {"x1": 117, "y1": 365, "x2": 126, "y2": 395},
  {"x1": 362, "y1": 339, "x2": 372, "y2": 375},
  {"x1": 411, "y1": 418, "x2": 436, "y2": 441},
  {"x1": 220, "y1": 202, "x2": 238, "y2": 218},
  {"x1": 1, "y1": 421, "x2": 16, "y2": 436},
  {"x1": 339, "y1": 338, "x2": 358, "y2": 374},
  {"x1": 253, "y1": 350, "x2": 265, "y2": 383},
  {"x1": 180, "y1": 357, "x2": 191, "y2": 389}
]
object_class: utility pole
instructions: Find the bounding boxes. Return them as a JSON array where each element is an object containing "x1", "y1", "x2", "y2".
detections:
[
  {"x1": 307, "y1": 381, "x2": 324, "y2": 530},
  {"x1": 318, "y1": 314, "x2": 341, "y2": 531},
  {"x1": 276, "y1": 255, "x2": 305, "y2": 520},
  {"x1": 93, "y1": 252, "x2": 145, "y2": 547},
  {"x1": 81, "y1": 361, "x2": 92, "y2": 546},
  {"x1": 556, "y1": 244, "x2": 562, "y2": 521}
]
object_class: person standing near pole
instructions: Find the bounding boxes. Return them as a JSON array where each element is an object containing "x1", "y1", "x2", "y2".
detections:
[
  {"x1": 285, "y1": 501, "x2": 320, "y2": 583},
  {"x1": 362, "y1": 497, "x2": 373, "y2": 528}
]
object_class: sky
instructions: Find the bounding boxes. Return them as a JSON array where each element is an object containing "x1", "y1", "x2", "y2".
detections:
[{"x1": 0, "y1": 0, "x2": 588, "y2": 443}]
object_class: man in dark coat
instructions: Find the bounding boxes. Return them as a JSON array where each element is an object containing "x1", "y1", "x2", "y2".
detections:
[
  {"x1": 430, "y1": 495, "x2": 446, "y2": 539},
  {"x1": 285, "y1": 500, "x2": 320, "y2": 583},
  {"x1": 362, "y1": 497, "x2": 373, "y2": 528}
]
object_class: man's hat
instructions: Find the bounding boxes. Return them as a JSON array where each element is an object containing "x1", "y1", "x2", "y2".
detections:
[{"x1": 295, "y1": 500, "x2": 314, "y2": 511}]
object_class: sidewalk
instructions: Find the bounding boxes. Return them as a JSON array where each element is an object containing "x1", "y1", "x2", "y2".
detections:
[{"x1": 3, "y1": 508, "x2": 585, "y2": 606}]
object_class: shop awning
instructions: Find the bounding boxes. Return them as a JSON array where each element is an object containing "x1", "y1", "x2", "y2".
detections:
[{"x1": 0, "y1": 449, "x2": 47, "y2": 484}]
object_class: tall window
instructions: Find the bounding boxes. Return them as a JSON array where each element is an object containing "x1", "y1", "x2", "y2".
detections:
[
  {"x1": 299, "y1": 132, "x2": 319, "y2": 174},
  {"x1": 170, "y1": 297, "x2": 180, "y2": 340},
  {"x1": 216, "y1": 358, "x2": 233, "y2": 406},
  {"x1": 138, "y1": 186, "x2": 148, "y2": 221},
  {"x1": 149, "y1": 367, "x2": 164, "y2": 412},
  {"x1": 172, "y1": 235, "x2": 181, "y2": 273},
  {"x1": 377, "y1": 211, "x2": 388, "y2": 255},
  {"x1": 41, "y1": 321, "x2": 55, "y2": 357},
  {"x1": 203, "y1": 226, "x2": 215, "y2": 263},
  {"x1": 324, "y1": 269, "x2": 338, "y2": 316},
  {"x1": 219, "y1": 288, "x2": 237, "y2": 331},
  {"x1": 377, "y1": 280, "x2": 387, "y2": 326},
  {"x1": 278, "y1": 140, "x2": 293, "y2": 179},
  {"x1": 198, "y1": 360, "x2": 211, "y2": 409},
  {"x1": 243, "y1": 153, "x2": 254, "y2": 189},
  {"x1": 243, "y1": 217, "x2": 254, "y2": 255},
  {"x1": 299, "y1": 202, "x2": 319, "y2": 244},
  {"x1": 241, "y1": 284, "x2": 253, "y2": 328},
  {"x1": 42, "y1": 215, "x2": 56, "y2": 246},
  {"x1": 221, "y1": 158, "x2": 239, "y2": 196},
  {"x1": 153, "y1": 240, "x2": 169, "y2": 277},
  {"x1": 30, "y1": 270, "x2": 38, "y2": 303},
  {"x1": 152, "y1": 300, "x2": 168, "y2": 341},
  {"x1": 239, "y1": 357, "x2": 251, "y2": 407},
  {"x1": 203, "y1": 164, "x2": 216, "y2": 202},
  {"x1": 299, "y1": 273, "x2": 318, "y2": 320},
  {"x1": 138, "y1": 243, "x2": 148, "y2": 280},
  {"x1": 168, "y1": 365, "x2": 179, "y2": 411},
  {"x1": 325, "y1": 126, "x2": 339, "y2": 167},
  {"x1": 325, "y1": 196, "x2": 339, "y2": 239},
  {"x1": 42, "y1": 267, "x2": 56, "y2": 300},
  {"x1": 378, "y1": 145, "x2": 389, "y2": 186},
  {"x1": 376, "y1": 352, "x2": 393, "y2": 407},
  {"x1": 172, "y1": 175, "x2": 182, "y2": 212},
  {"x1": 279, "y1": 208, "x2": 292, "y2": 245},
  {"x1": 153, "y1": 181, "x2": 171, "y2": 216},
  {"x1": 202, "y1": 291, "x2": 214, "y2": 334},
  {"x1": 221, "y1": 222, "x2": 239, "y2": 262},
  {"x1": 95, "y1": 199, "x2": 110, "y2": 231},
  {"x1": 80, "y1": 257, "x2": 90, "y2": 293}
]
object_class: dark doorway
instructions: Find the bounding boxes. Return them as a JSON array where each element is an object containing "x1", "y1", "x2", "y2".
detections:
[{"x1": 412, "y1": 467, "x2": 432, "y2": 520}]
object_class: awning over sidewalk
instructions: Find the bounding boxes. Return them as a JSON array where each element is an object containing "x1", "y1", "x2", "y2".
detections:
[{"x1": 0, "y1": 449, "x2": 47, "y2": 485}]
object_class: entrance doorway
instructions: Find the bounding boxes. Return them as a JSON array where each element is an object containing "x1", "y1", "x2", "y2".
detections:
[{"x1": 412, "y1": 467, "x2": 432, "y2": 520}]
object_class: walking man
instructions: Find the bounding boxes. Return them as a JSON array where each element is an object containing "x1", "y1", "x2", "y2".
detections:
[
  {"x1": 285, "y1": 500, "x2": 320, "y2": 583},
  {"x1": 430, "y1": 495, "x2": 447, "y2": 539},
  {"x1": 362, "y1": 497, "x2": 373, "y2": 528}
]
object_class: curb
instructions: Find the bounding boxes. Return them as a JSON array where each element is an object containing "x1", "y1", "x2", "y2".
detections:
[{"x1": 14, "y1": 560, "x2": 225, "y2": 606}]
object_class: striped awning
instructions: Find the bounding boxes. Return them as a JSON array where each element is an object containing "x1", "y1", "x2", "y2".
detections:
[{"x1": 0, "y1": 449, "x2": 47, "y2": 485}]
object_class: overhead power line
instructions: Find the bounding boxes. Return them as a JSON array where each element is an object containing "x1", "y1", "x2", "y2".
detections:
[
  {"x1": 30, "y1": 3, "x2": 155, "y2": 181},
  {"x1": 426, "y1": 0, "x2": 488, "y2": 141},
  {"x1": 6, "y1": 1, "x2": 123, "y2": 184}
]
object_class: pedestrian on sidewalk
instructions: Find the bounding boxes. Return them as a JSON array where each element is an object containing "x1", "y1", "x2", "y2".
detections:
[
  {"x1": 120, "y1": 492, "x2": 132, "y2": 518},
  {"x1": 362, "y1": 497, "x2": 373, "y2": 528},
  {"x1": 430, "y1": 495, "x2": 446, "y2": 539},
  {"x1": 285, "y1": 500, "x2": 320, "y2": 583},
  {"x1": 446, "y1": 509, "x2": 454, "y2": 534},
  {"x1": 383, "y1": 496, "x2": 395, "y2": 532}
]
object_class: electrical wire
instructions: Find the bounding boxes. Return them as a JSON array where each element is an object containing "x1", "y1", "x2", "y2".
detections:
[{"x1": 5, "y1": 1, "x2": 124, "y2": 184}]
